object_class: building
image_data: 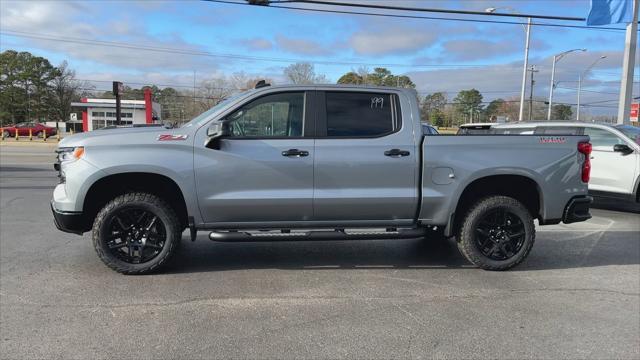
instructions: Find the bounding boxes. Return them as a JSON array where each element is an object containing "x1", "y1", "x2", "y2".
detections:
[{"x1": 71, "y1": 88, "x2": 161, "y2": 132}]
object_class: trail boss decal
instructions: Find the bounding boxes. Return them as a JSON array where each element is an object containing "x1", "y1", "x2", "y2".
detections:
[
  {"x1": 538, "y1": 136, "x2": 566, "y2": 144},
  {"x1": 157, "y1": 134, "x2": 188, "y2": 141}
]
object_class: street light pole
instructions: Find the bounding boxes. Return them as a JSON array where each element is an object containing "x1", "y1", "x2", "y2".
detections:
[
  {"x1": 576, "y1": 55, "x2": 607, "y2": 121},
  {"x1": 519, "y1": 18, "x2": 531, "y2": 122},
  {"x1": 485, "y1": 7, "x2": 529, "y2": 122},
  {"x1": 547, "y1": 48, "x2": 586, "y2": 120}
]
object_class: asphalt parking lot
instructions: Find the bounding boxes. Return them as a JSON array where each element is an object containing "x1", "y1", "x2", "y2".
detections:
[{"x1": 1, "y1": 143, "x2": 639, "y2": 359}]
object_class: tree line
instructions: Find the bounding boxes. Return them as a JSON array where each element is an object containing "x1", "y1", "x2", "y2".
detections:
[{"x1": 0, "y1": 50, "x2": 573, "y2": 127}]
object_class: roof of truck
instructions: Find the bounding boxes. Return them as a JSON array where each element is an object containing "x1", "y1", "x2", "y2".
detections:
[
  {"x1": 256, "y1": 83, "x2": 418, "y2": 94},
  {"x1": 493, "y1": 121, "x2": 618, "y2": 128}
]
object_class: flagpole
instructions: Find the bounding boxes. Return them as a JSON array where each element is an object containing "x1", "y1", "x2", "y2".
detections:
[{"x1": 617, "y1": 0, "x2": 638, "y2": 125}]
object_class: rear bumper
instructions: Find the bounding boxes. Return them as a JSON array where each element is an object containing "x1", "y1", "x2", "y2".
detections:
[
  {"x1": 51, "y1": 202, "x2": 87, "y2": 235},
  {"x1": 562, "y1": 196, "x2": 593, "y2": 224}
]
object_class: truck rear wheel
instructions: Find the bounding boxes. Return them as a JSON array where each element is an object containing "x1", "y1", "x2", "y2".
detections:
[
  {"x1": 92, "y1": 192, "x2": 181, "y2": 274},
  {"x1": 456, "y1": 196, "x2": 535, "y2": 271}
]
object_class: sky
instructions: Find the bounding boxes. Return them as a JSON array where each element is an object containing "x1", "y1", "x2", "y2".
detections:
[{"x1": 1, "y1": 0, "x2": 638, "y2": 117}]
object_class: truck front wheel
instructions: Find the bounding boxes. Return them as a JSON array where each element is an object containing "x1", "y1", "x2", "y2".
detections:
[
  {"x1": 456, "y1": 196, "x2": 535, "y2": 271},
  {"x1": 92, "y1": 192, "x2": 181, "y2": 274}
]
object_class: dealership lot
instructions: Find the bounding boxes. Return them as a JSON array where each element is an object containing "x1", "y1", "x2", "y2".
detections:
[{"x1": 1, "y1": 144, "x2": 639, "y2": 359}]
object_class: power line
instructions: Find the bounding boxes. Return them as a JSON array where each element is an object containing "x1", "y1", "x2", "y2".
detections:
[
  {"x1": 279, "y1": 0, "x2": 585, "y2": 21},
  {"x1": 0, "y1": 29, "x2": 492, "y2": 69},
  {"x1": 205, "y1": 0, "x2": 629, "y2": 32},
  {"x1": 555, "y1": 86, "x2": 621, "y2": 95}
]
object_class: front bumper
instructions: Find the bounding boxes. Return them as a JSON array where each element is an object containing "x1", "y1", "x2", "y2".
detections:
[
  {"x1": 51, "y1": 202, "x2": 88, "y2": 235},
  {"x1": 562, "y1": 196, "x2": 593, "y2": 224}
]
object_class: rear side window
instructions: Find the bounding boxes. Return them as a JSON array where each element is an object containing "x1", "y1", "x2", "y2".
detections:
[
  {"x1": 535, "y1": 126, "x2": 582, "y2": 135},
  {"x1": 325, "y1": 92, "x2": 397, "y2": 137},
  {"x1": 583, "y1": 128, "x2": 624, "y2": 149}
]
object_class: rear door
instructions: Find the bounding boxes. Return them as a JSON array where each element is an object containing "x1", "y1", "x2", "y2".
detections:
[
  {"x1": 583, "y1": 127, "x2": 637, "y2": 195},
  {"x1": 313, "y1": 91, "x2": 418, "y2": 222},
  {"x1": 195, "y1": 91, "x2": 316, "y2": 224}
]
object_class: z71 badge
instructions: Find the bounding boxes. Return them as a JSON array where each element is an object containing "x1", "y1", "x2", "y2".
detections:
[
  {"x1": 538, "y1": 136, "x2": 566, "y2": 144},
  {"x1": 157, "y1": 134, "x2": 188, "y2": 141}
]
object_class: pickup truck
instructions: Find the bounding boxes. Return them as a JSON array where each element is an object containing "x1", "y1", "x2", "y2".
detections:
[{"x1": 51, "y1": 83, "x2": 593, "y2": 274}]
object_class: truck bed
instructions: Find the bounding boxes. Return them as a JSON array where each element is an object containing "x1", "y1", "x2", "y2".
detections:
[{"x1": 419, "y1": 134, "x2": 590, "y2": 227}]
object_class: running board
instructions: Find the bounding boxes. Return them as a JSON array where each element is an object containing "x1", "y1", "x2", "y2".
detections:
[{"x1": 208, "y1": 228, "x2": 427, "y2": 242}]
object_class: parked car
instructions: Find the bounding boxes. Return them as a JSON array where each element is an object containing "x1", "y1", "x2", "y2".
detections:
[
  {"x1": 51, "y1": 84, "x2": 592, "y2": 274},
  {"x1": 422, "y1": 123, "x2": 440, "y2": 135},
  {"x1": 456, "y1": 123, "x2": 495, "y2": 135},
  {"x1": 493, "y1": 122, "x2": 640, "y2": 202},
  {"x1": 2, "y1": 122, "x2": 57, "y2": 138}
]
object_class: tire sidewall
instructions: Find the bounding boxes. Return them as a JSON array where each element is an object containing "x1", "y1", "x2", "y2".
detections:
[
  {"x1": 459, "y1": 196, "x2": 535, "y2": 270},
  {"x1": 94, "y1": 196, "x2": 179, "y2": 273}
]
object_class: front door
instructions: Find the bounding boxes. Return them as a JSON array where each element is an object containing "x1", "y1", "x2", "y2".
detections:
[
  {"x1": 195, "y1": 91, "x2": 315, "y2": 225},
  {"x1": 583, "y1": 127, "x2": 638, "y2": 195},
  {"x1": 313, "y1": 91, "x2": 418, "y2": 222}
]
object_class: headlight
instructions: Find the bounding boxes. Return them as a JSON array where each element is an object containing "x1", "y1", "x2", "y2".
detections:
[{"x1": 57, "y1": 146, "x2": 84, "y2": 163}]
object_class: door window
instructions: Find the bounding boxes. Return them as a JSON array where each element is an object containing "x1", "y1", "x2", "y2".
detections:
[
  {"x1": 225, "y1": 92, "x2": 305, "y2": 138},
  {"x1": 325, "y1": 92, "x2": 397, "y2": 137},
  {"x1": 583, "y1": 128, "x2": 624, "y2": 150}
]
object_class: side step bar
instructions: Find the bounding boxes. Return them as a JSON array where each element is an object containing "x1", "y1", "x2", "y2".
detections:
[{"x1": 209, "y1": 228, "x2": 427, "y2": 242}]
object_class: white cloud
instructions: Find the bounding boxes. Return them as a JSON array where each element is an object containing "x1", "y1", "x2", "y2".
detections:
[
  {"x1": 275, "y1": 35, "x2": 334, "y2": 56},
  {"x1": 349, "y1": 26, "x2": 437, "y2": 56},
  {"x1": 0, "y1": 0, "x2": 216, "y2": 72}
]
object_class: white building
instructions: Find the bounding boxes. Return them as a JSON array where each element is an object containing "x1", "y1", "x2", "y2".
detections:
[{"x1": 71, "y1": 88, "x2": 161, "y2": 132}]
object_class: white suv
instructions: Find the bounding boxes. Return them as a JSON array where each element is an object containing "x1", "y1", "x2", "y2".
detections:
[{"x1": 493, "y1": 122, "x2": 640, "y2": 202}]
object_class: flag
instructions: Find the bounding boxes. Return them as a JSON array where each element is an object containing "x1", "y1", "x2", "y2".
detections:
[{"x1": 587, "y1": 0, "x2": 633, "y2": 25}]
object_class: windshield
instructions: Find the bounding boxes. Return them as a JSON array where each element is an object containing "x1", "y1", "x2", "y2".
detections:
[
  {"x1": 180, "y1": 91, "x2": 251, "y2": 128},
  {"x1": 615, "y1": 125, "x2": 640, "y2": 145}
]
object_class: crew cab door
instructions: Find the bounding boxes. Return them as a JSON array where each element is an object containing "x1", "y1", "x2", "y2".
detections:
[
  {"x1": 583, "y1": 127, "x2": 638, "y2": 195},
  {"x1": 195, "y1": 91, "x2": 315, "y2": 225},
  {"x1": 313, "y1": 91, "x2": 418, "y2": 223}
]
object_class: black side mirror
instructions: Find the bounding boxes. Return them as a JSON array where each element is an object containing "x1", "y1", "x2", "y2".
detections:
[
  {"x1": 206, "y1": 122, "x2": 231, "y2": 149},
  {"x1": 613, "y1": 144, "x2": 634, "y2": 155}
]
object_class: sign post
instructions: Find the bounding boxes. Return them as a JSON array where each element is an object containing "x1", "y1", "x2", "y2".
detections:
[
  {"x1": 112, "y1": 81, "x2": 124, "y2": 125},
  {"x1": 630, "y1": 103, "x2": 639, "y2": 123}
]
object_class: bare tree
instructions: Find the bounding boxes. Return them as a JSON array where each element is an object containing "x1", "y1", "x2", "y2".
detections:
[
  {"x1": 283, "y1": 62, "x2": 328, "y2": 84},
  {"x1": 229, "y1": 71, "x2": 273, "y2": 90},
  {"x1": 199, "y1": 77, "x2": 233, "y2": 110},
  {"x1": 50, "y1": 61, "x2": 92, "y2": 124}
]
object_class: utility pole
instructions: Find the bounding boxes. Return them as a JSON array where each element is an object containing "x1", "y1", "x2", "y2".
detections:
[
  {"x1": 617, "y1": 0, "x2": 638, "y2": 125},
  {"x1": 528, "y1": 66, "x2": 538, "y2": 121},
  {"x1": 112, "y1": 81, "x2": 123, "y2": 125}
]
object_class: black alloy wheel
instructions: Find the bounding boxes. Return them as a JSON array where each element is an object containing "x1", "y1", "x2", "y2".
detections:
[
  {"x1": 105, "y1": 207, "x2": 166, "y2": 264},
  {"x1": 474, "y1": 208, "x2": 526, "y2": 261}
]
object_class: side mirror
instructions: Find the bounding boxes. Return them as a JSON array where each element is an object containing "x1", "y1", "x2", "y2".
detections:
[
  {"x1": 206, "y1": 122, "x2": 230, "y2": 150},
  {"x1": 207, "y1": 122, "x2": 230, "y2": 137},
  {"x1": 613, "y1": 144, "x2": 634, "y2": 155}
]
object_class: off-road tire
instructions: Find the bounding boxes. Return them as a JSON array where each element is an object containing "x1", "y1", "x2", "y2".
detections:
[
  {"x1": 456, "y1": 195, "x2": 535, "y2": 271},
  {"x1": 92, "y1": 192, "x2": 181, "y2": 274}
]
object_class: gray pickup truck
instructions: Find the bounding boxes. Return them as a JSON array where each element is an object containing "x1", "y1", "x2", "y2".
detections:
[{"x1": 51, "y1": 83, "x2": 593, "y2": 274}]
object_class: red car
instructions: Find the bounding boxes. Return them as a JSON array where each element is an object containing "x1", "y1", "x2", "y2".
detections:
[{"x1": 2, "y1": 122, "x2": 57, "y2": 138}]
